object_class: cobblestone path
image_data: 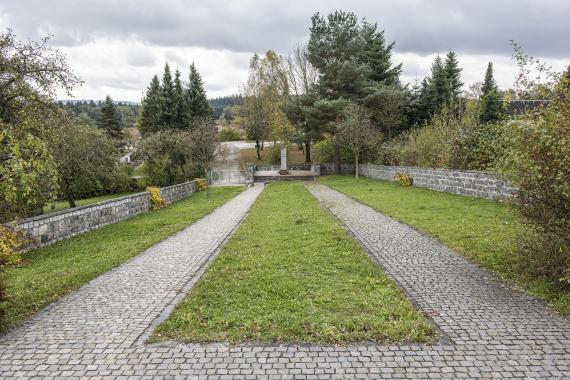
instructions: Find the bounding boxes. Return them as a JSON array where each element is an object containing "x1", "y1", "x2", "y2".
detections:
[{"x1": 1, "y1": 182, "x2": 569, "y2": 379}]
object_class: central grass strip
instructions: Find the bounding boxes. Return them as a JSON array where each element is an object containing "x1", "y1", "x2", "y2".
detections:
[
  {"x1": 152, "y1": 182, "x2": 434, "y2": 344},
  {"x1": 0, "y1": 186, "x2": 244, "y2": 334}
]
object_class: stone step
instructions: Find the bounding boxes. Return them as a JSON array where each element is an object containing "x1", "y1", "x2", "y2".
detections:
[{"x1": 254, "y1": 175, "x2": 315, "y2": 182}]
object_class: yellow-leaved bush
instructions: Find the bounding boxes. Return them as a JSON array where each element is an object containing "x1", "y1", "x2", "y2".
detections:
[
  {"x1": 0, "y1": 225, "x2": 34, "y2": 267},
  {"x1": 146, "y1": 187, "x2": 166, "y2": 211},
  {"x1": 194, "y1": 178, "x2": 207, "y2": 192},
  {"x1": 394, "y1": 172, "x2": 413, "y2": 186}
]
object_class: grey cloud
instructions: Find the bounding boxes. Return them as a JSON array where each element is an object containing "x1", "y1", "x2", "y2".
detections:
[
  {"x1": 1, "y1": 0, "x2": 569, "y2": 58},
  {"x1": 126, "y1": 48, "x2": 156, "y2": 67}
]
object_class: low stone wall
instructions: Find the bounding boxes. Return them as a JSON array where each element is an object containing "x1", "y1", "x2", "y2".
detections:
[
  {"x1": 358, "y1": 163, "x2": 516, "y2": 200},
  {"x1": 160, "y1": 181, "x2": 197, "y2": 203},
  {"x1": 14, "y1": 180, "x2": 197, "y2": 246},
  {"x1": 320, "y1": 163, "x2": 356, "y2": 175}
]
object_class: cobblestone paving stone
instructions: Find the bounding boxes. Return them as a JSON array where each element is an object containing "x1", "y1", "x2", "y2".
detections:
[{"x1": 1, "y1": 182, "x2": 569, "y2": 379}]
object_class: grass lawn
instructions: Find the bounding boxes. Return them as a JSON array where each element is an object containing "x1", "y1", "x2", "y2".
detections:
[
  {"x1": 319, "y1": 175, "x2": 570, "y2": 315},
  {"x1": 42, "y1": 191, "x2": 139, "y2": 214},
  {"x1": 0, "y1": 186, "x2": 244, "y2": 334},
  {"x1": 152, "y1": 182, "x2": 435, "y2": 344},
  {"x1": 239, "y1": 145, "x2": 316, "y2": 166}
]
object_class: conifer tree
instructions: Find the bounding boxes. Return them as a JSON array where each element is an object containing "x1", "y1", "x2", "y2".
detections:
[
  {"x1": 427, "y1": 55, "x2": 449, "y2": 114},
  {"x1": 98, "y1": 95, "x2": 122, "y2": 139},
  {"x1": 479, "y1": 62, "x2": 504, "y2": 123},
  {"x1": 172, "y1": 68, "x2": 186, "y2": 129},
  {"x1": 139, "y1": 75, "x2": 162, "y2": 135},
  {"x1": 444, "y1": 51, "x2": 463, "y2": 101},
  {"x1": 186, "y1": 63, "x2": 212, "y2": 120},
  {"x1": 160, "y1": 63, "x2": 176, "y2": 128},
  {"x1": 360, "y1": 21, "x2": 402, "y2": 85}
]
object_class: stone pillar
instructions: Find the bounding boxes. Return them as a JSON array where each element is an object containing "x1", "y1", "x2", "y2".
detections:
[
  {"x1": 311, "y1": 162, "x2": 321, "y2": 177},
  {"x1": 280, "y1": 147, "x2": 287, "y2": 171},
  {"x1": 246, "y1": 163, "x2": 255, "y2": 185}
]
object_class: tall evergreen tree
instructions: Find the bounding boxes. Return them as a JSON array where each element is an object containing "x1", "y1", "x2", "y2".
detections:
[
  {"x1": 139, "y1": 75, "x2": 162, "y2": 135},
  {"x1": 360, "y1": 21, "x2": 402, "y2": 85},
  {"x1": 160, "y1": 63, "x2": 176, "y2": 128},
  {"x1": 444, "y1": 51, "x2": 463, "y2": 101},
  {"x1": 172, "y1": 68, "x2": 186, "y2": 129},
  {"x1": 427, "y1": 55, "x2": 449, "y2": 113},
  {"x1": 479, "y1": 62, "x2": 504, "y2": 123},
  {"x1": 186, "y1": 63, "x2": 212, "y2": 120},
  {"x1": 98, "y1": 95, "x2": 122, "y2": 139}
]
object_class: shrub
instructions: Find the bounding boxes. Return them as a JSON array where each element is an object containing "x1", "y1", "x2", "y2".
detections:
[
  {"x1": 394, "y1": 172, "x2": 413, "y2": 186},
  {"x1": 379, "y1": 107, "x2": 465, "y2": 168},
  {"x1": 218, "y1": 128, "x2": 244, "y2": 141},
  {"x1": 500, "y1": 74, "x2": 570, "y2": 286},
  {"x1": 268, "y1": 145, "x2": 283, "y2": 165},
  {"x1": 194, "y1": 178, "x2": 207, "y2": 191},
  {"x1": 0, "y1": 225, "x2": 34, "y2": 267},
  {"x1": 146, "y1": 186, "x2": 166, "y2": 211},
  {"x1": 462, "y1": 121, "x2": 510, "y2": 171},
  {"x1": 137, "y1": 130, "x2": 204, "y2": 187},
  {"x1": 315, "y1": 138, "x2": 355, "y2": 163}
]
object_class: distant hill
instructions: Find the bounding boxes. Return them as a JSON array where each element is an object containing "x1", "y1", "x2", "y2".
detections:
[
  {"x1": 58, "y1": 99, "x2": 140, "y2": 106},
  {"x1": 209, "y1": 95, "x2": 242, "y2": 120},
  {"x1": 58, "y1": 100, "x2": 140, "y2": 130}
]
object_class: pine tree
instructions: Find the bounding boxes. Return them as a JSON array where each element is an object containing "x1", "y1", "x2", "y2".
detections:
[
  {"x1": 427, "y1": 55, "x2": 449, "y2": 113},
  {"x1": 444, "y1": 51, "x2": 463, "y2": 101},
  {"x1": 479, "y1": 62, "x2": 504, "y2": 123},
  {"x1": 160, "y1": 63, "x2": 176, "y2": 128},
  {"x1": 360, "y1": 21, "x2": 402, "y2": 85},
  {"x1": 98, "y1": 95, "x2": 122, "y2": 139},
  {"x1": 186, "y1": 63, "x2": 212, "y2": 121},
  {"x1": 172, "y1": 69, "x2": 186, "y2": 129},
  {"x1": 139, "y1": 75, "x2": 162, "y2": 135}
]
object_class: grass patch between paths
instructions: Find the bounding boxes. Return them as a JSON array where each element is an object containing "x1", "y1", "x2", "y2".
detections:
[
  {"x1": 319, "y1": 175, "x2": 570, "y2": 315},
  {"x1": 152, "y1": 182, "x2": 435, "y2": 344},
  {"x1": 0, "y1": 186, "x2": 244, "y2": 334}
]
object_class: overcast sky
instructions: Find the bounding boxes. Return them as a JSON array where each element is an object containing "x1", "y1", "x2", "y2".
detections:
[{"x1": 1, "y1": 0, "x2": 568, "y2": 102}]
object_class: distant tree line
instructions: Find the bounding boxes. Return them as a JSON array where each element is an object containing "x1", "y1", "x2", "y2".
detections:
[
  {"x1": 58, "y1": 99, "x2": 139, "y2": 134},
  {"x1": 209, "y1": 95, "x2": 242, "y2": 120}
]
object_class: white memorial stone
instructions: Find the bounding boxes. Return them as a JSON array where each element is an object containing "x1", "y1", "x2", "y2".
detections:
[{"x1": 280, "y1": 147, "x2": 287, "y2": 171}]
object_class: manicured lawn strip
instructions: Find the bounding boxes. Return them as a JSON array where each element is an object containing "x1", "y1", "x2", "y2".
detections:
[
  {"x1": 0, "y1": 187, "x2": 244, "y2": 334},
  {"x1": 42, "y1": 191, "x2": 140, "y2": 214},
  {"x1": 319, "y1": 175, "x2": 570, "y2": 314},
  {"x1": 152, "y1": 182, "x2": 435, "y2": 344}
]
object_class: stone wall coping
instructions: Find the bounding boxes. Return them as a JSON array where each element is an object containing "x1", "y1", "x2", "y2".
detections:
[
  {"x1": 359, "y1": 163, "x2": 501, "y2": 177},
  {"x1": 160, "y1": 180, "x2": 196, "y2": 192}
]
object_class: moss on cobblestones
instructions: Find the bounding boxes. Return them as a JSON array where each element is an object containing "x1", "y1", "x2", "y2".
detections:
[
  {"x1": 153, "y1": 182, "x2": 435, "y2": 344},
  {"x1": 320, "y1": 175, "x2": 570, "y2": 315},
  {"x1": 0, "y1": 186, "x2": 244, "y2": 334}
]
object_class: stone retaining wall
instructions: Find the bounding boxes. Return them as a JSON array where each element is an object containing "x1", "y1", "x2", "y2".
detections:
[
  {"x1": 159, "y1": 181, "x2": 197, "y2": 203},
  {"x1": 14, "y1": 180, "x2": 197, "y2": 246},
  {"x1": 320, "y1": 163, "x2": 356, "y2": 175},
  {"x1": 358, "y1": 163, "x2": 515, "y2": 200}
]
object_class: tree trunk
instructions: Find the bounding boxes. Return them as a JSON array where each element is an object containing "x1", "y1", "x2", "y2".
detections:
[
  {"x1": 304, "y1": 140, "x2": 311, "y2": 163},
  {"x1": 205, "y1": 167, "x2": 209, "y2": 198},
  {"x1": 355, "y1": 153, "x2": 359, "y2": 184},
  {"x1": 334, "y1": 143, "x2": 341, "y2": 174},
  {"x1": 67, "y1": 193, "x2": 76, "y2": 208},
  {"x1": 255, "y1": 139, "x2": 261, "y2": 160},
  {"x1": 261, "y1": 140, "x2": 264, "y2": 150}
]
